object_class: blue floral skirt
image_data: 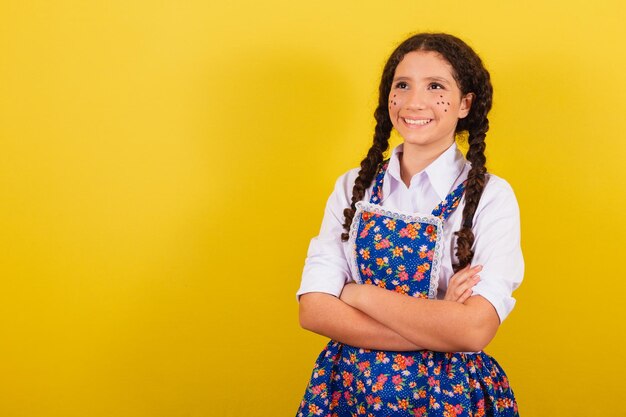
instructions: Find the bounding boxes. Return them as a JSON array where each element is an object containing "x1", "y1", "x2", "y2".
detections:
[{"x1": 296, "y1": 341, "x2": 518, "y2": 417}]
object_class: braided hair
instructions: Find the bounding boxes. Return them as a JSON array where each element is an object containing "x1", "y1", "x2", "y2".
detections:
[{"x1": 340, "y1": 33, "x2": 493, "y2": 272}]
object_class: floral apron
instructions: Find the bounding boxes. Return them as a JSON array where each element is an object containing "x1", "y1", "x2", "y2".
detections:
[{"x1": 296, "y1": 161, "x2": 518, "y2": 417}]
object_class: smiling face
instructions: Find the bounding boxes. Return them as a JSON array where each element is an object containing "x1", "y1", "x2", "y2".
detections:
[{"x1": 388, "y1": 50, "x2": 473, "y2": 154}]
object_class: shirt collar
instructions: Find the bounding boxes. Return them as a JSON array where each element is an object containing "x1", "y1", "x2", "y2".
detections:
[{"x1": 383, "y1": 142, "x2": 466, "y2": 202}]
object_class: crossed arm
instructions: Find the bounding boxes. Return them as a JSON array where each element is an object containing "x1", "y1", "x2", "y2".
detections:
[
  {"x1": 299, "y1": 172, "x2": 522, "y2": 353},
  {"x1": 299, "y1": 265, "x2": 499, "y2": 352}
]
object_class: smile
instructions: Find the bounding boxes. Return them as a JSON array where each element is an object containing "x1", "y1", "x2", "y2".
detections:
[{"x1": 403, "y1": 118, "x2": 432, "y2": 126}]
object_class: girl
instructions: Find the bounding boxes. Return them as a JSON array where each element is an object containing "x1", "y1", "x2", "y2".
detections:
[{"x1": 296, "y1": 33, "x2": 523, "y2": 416}]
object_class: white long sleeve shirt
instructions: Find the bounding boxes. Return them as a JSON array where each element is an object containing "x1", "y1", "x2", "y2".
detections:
[{"x1": 296, "y1": 142, "x2": 524, "y2": 322}]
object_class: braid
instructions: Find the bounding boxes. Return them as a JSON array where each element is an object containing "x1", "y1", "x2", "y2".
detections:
[
  {"x1": 450, "y1": 41, "x2": 493, "y2": 271},
  {"x1": 453, "y1": 119, "x2": 488, "y2": 271},
  {"x1": 340, "y1": 105, "x2": 392, "y2": 241},
  {"x1": 340, "y1": 49, "x2": 402, "y2": 241}
]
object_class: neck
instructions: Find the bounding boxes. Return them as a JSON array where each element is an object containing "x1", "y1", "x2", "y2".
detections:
[{"x1": 399, "y1": 140, "x2": 454, "y2": 187}]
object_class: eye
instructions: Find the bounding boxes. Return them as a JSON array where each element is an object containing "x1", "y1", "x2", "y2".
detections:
[
  {"x1": 394, "y1": 81, "x2": 409, "y2": 89},
  {"x1": 428, "y1": 82, "x2": 444, "y2": 90}
]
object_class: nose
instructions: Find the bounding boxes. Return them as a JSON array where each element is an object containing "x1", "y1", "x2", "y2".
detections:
[{"x1": 405, "y1": 89, "x2": 426, "y2": 110}]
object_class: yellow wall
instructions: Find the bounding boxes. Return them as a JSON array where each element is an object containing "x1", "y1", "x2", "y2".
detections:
[{"x1": 1, "y1": 1, "x2": 625, "y2": 415}]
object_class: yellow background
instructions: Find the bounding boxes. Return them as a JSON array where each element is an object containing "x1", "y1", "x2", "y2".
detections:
[{"x1": 1, "y1": 1, "x2": 625, "y2": 416}]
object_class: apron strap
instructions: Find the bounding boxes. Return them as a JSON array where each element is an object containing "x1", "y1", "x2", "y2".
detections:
[
  {"x1": 430, "y1": 181, "x2": 466, "y2": 221},
  {"x1": 369, "y1": 160, "x2": 389, "y2": 204}
]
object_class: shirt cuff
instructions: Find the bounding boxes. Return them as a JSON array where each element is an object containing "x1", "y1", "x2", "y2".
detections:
[
  {"x1": 296, "y1": 267, "x2": 347, "y2": 301},
  {"x1": 471, "y1": 284, "x2": 516, "y2": 323}
]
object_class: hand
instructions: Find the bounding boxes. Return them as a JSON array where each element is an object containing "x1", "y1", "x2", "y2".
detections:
[{"x1": 444, "y1": 265, "x2": 482, "y2": 303}]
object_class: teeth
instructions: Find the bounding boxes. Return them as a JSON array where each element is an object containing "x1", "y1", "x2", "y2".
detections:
[{"x1": 404, "y1": 118, "x2": 431, "y2": 125}]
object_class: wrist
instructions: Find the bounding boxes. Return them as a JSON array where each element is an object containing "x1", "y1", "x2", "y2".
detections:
[
  {"x1": 348, "y1": 283, "x2": 374, "y2": 310},
  {"x1": 340, "y1": 282, "x2": 362, "y2": 308}
]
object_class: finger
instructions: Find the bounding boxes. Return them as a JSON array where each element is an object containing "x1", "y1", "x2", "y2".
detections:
[
  {"x1": 461, "y1": 266, "x2": 482, "y2": 283},
  {"x1": 451, "y1": 264, "x2": 482, "y2": 281},
  {"x1": 450, "y1": 269, "x2": 480, "y2": 287},
  {"x1": 453, "y1": 276, "x2": 480, "y2": 298},
  {"x1": 449, "y1": 267, "x2": 471, "y2": 283},
  {"x1": 457, "y1": 287, "x2": 474, "y2": 303},
  {"x1": 467, "y1": 264, "x2": 483, "y2": 275}
]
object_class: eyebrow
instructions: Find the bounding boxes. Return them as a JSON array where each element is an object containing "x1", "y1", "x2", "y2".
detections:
[{"x1": 393, "y1": 75, "x2": 452, "y2": 85}]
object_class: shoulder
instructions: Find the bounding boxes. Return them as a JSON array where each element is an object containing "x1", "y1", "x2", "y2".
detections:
[
  {"x1": 336, "y1": 167, "x2": 360, "y2": 189},
  {"x1": 474, "y1": 172, "x2": 521, "y2": 221},
  {"x1": 483, "y1": 173, "x2": 517, "y2": 200},
  {"x1": 329, "y1": 167, "x2": 361, "y2": 205}
]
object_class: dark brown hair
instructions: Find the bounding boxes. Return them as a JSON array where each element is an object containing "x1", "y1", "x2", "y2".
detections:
[{"x1": 340, "y1": 33, "x2": 493, "y2": 272}]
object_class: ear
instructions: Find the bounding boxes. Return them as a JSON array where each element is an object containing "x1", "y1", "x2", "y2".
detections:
[{"x1": 458, "y1": 92, "x2": 474, "y2": 119}]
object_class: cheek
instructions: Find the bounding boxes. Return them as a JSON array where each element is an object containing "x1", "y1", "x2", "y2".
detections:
[
  {"x1": 435, "y1": 94, "x2": 452, "y2": 112},
  {"x1": 388, "y1": 93, "x2": 398, "y2": 110}
]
